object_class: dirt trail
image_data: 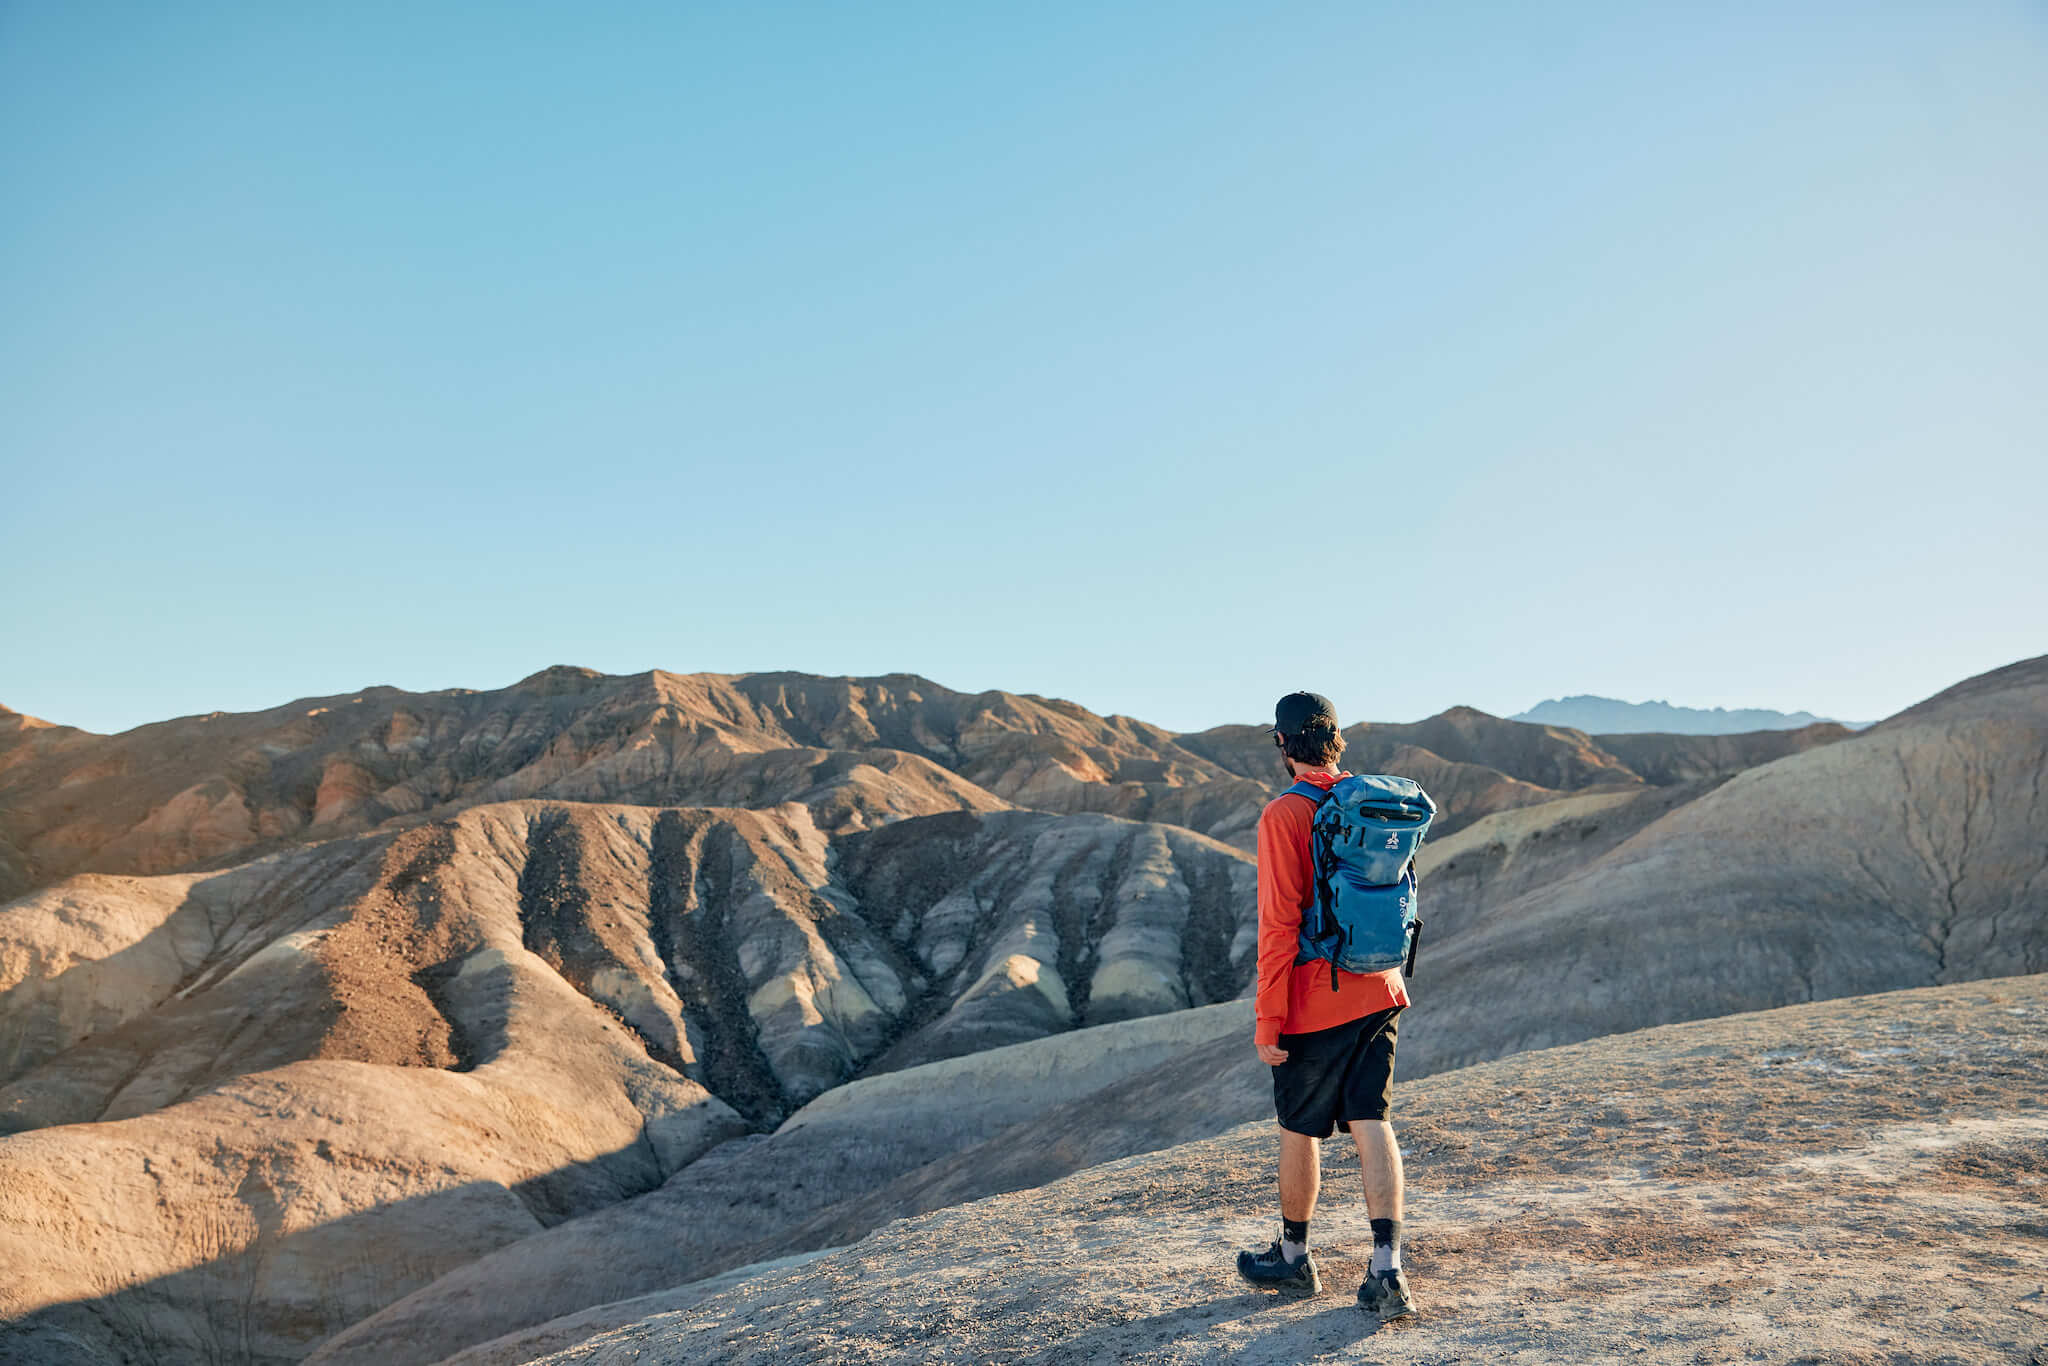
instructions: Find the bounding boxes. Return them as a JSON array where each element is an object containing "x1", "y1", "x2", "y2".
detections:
[{"x1": 520, "y1": 974, "x2": 2048, "y2": 1365}]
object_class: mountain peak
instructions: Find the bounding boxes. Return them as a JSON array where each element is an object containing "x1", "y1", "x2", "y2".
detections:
[
  {"x1": 1511, "y1": 695, "x2": 1861, "y2": 736},
  {"x1": 512, "y1": 664, "x2": 609, "y2": 696}
]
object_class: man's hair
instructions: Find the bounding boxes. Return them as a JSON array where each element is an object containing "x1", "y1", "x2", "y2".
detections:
[{"x1": 1281, "y1": 722, "x2": 1344, "y2": 766}]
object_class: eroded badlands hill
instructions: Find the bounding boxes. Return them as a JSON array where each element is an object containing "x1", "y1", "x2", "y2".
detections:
[
  {"x1": 514, "y1": 974, "x2": 2048, "y2": 1366},
  {"x1": 0, "y1": 799, "x2": 1257, "y2": 1137},
  {"x1": 0, "y1": 795, "x2": 1255, "y2": 1365}
]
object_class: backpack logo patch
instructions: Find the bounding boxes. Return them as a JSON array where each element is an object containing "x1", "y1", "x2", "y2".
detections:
[{"x1": 1385, "y1": 832, "x2": 1399, "y2": 849}]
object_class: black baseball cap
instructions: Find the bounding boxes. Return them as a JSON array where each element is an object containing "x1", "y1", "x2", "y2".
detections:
[{"x1": 1268, "y1": 691, "x2": 1339, "y2": 737}]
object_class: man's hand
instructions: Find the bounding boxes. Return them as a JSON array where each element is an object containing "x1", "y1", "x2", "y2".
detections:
[{"x1": 1257, "y1": 1042, "x2": 1289, "y2": 1066}]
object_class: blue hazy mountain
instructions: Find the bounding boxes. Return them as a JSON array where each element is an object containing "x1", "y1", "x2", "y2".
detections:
[{"x1": 1511, "y1": 695, "x2": 1872, "y2": 735}]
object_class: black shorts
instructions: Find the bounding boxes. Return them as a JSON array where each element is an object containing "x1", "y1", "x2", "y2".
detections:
[{"x1": 1271, "y1": 1006, "x2": 1402, "y2": 1138}]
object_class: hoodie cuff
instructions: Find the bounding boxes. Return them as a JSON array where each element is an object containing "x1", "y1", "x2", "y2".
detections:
[{"x1": 1254, "y1": 1020, "x2": 1283, "y2": 1048}]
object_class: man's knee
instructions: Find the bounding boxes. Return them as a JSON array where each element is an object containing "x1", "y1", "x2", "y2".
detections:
[{"x1": 1348, "y1": 1117, "x2": 1396, "y2": 1148}]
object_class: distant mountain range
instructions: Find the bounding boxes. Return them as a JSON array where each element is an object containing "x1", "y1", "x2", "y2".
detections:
[{"x1": 1511, "y1": 694, "x2": 1873, "y2": 735}]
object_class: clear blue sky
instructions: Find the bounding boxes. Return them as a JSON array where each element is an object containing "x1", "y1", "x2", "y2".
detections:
[{"x1": 4, "y1": 2, "x2": 2044, "y2": 736}]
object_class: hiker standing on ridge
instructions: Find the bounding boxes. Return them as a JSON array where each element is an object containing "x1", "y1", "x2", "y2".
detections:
[{"x1": 1235, "y1": 691, "x2": 1430, "y2": 1320}]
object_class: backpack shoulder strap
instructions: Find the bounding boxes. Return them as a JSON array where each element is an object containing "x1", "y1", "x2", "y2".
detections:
[{"x1": 1283, "y1": 779, "x2": 1331, "y2": 807}]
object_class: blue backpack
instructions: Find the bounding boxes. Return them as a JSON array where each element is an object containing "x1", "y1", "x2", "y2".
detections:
[{"x1": 1285, "y1": 774, "x2": 1437, "y2": 988}]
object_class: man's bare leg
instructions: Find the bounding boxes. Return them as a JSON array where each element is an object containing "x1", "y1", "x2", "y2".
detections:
[
  {"x1": 1237, "y1": 1127, "x2": 1326, "y2": 1292},
  {"x1": 1350, "y1": 1120, "x2": 1403, "y2": 1221},
  {"x1": 1279, "y1": 1128, "x2": 1321, "y2": 1221},
  {"x1": 1351, "y1": 1120, "x2": 1414, "y2": 1315}
]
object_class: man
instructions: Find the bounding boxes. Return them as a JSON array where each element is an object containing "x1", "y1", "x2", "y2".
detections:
[{"x1": 1235, "y1": 690, "x2": 1414, "y2": 1319}]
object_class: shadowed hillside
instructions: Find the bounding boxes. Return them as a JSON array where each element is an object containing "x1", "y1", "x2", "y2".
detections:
[
  {"x1": 1590, "y1": 720, "x2": 1852, "y2": 784},
  {"x1": 1410, "y1": 652, "x2": 2048, "y2": 1074}
]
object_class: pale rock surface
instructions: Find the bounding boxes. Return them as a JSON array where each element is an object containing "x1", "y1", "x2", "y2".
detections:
[
  {"x1": 773, "y1": 998, "x2": 1250, "y2": 1144},
  {"x1": 432, "y1": 1249, "x2": 844, "y2": 1366}
]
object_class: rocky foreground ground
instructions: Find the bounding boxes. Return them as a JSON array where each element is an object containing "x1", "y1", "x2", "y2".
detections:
[{"x1": 515, "y1": 974, "x2": 2048, "y2": 1365}]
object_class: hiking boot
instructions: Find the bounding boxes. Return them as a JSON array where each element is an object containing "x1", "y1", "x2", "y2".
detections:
[
  {"x1": 1235, "y1": 1241, "x2": 1322, "y2": 1296},
  {"x1": 1357, "y1": 1267, "x2": 1414, "y2": 1319}
]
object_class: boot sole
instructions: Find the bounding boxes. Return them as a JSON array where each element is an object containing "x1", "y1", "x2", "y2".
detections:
[
  {"x1": 1358, "y1": 1288, "x2": 1415, "y2": 1318},
  {"x1": 1238, "y1": 1266, "x2": 1323, "y2": 1297}
]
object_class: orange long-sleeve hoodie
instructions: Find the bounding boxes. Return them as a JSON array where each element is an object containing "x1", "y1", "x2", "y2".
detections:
[{"x1": 1253, "y1": 769, "x2": 1410, "y2": 1048}]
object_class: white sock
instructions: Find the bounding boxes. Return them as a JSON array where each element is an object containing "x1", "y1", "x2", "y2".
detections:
[
  {"x1": 1281, "y1": 1217, "x2": 1309, "y2": 1263},
  {"x1": 1370, "y1": 1217, "x2": 1403, "y2": 1273}
]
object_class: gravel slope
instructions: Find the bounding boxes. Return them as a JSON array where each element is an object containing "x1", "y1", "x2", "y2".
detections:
[{"x1": 520, "y1": 973, "x2": 2048, "y2": 1365}]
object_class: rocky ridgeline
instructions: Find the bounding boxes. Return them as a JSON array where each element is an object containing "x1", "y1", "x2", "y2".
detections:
[{"x1": 0, "y1": 667, "x2": 1846, "y2": 903}]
